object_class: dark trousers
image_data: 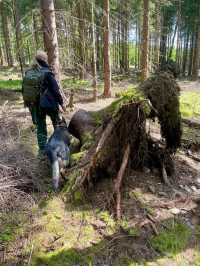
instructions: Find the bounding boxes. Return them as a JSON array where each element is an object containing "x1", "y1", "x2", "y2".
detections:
[{"x1": 31, "y1": 107, "x2": 61, "y2": 154}]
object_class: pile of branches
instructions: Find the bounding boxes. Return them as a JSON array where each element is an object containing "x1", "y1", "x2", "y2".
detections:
[{"x1": 0, "y1": 111, "x2": 46, "y2": 214}]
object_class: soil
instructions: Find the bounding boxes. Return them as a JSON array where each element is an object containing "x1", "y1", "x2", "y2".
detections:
[{"x1": 0, "y1": 75, "x2": 200, "y2": 266}]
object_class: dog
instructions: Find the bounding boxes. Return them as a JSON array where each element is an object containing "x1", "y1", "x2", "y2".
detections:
[{"x1": 45, "y1": 117, "x2": 71, "y2": 190}]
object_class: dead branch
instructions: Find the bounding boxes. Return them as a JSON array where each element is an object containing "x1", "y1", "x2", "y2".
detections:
[
  {"x1": 120, "y1": 99, "x2": 158, "y2": 114},
  {"x1": 148, "y1": 221, "x2": 159, "y2": 236},
  {"x1": 186, "y1": 150, "x2": 200, "y2": 162},
  {"x1": 147, "y1": 213, "x2": 157, "y2": 223},
  {"x1": 81, "y1": 113, "x2": 122, "y2": 185}
]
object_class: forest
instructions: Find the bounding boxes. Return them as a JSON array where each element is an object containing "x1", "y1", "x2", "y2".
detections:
[{"x1": 0, "y1": 0, "x2": 200, "y2": 265}]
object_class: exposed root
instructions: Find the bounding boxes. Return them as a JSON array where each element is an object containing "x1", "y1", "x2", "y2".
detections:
[
  {"x1": 114, "y1": 144, "x2": 131, "y2": 221},
  {"x1": 81, "y1": 113, "x2": 122, "y2": 185},
  {"x1": 186, "y1": 150, "x2": 200, "y2": 162}
]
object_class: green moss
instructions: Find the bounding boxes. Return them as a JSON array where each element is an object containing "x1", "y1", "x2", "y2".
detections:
[
  {"x1": 81, "y1": 131, "x2": 94, "y2": 151},
  {"x1": 74, "y1": 191, "x2": 82, "y2": 203},
  {"x1": 129, "y1": 229, "x2": 139, "y2": 236},
  {"x1": 69, "y1": 152, "x2": 84, "y2": 167},
  {"x1": 105, "y1": 86, "x2": 145, "y2": 117},
  {"x1": 92, "y1": 113, "x2": 103, "y2": 125},
  {"x1": 153, "y1": 223, "x2": 191, "y2": 256}
]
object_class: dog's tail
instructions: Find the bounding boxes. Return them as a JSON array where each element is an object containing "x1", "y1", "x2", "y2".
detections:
[{"x1": 49, "y1": 150, "x2": 60, "y2": 190}]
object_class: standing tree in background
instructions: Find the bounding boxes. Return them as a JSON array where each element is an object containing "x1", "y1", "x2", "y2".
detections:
[
  {"x1": 103, "y1": 0, "x2": 111, "y2": 98},
  {"x1": 194, "y1": 24, "x2": 200, "y2": 79},
  {"x1": 141, "y1": 0, "x2": 150, "y2": 82},
  {"x1": 0, "y1": 1, "x2": 14, "y2": 66},
  {"x1": 176, "y1": 0, "x2": 181, "y2": 63},
  {"x1": 90, "y1": 0, "x2": 97, "y2": 101},
  {"x1": 40, "y1": 0, "x2": 62, "y2": 90},
  {"x1": 78, "y1": 0, "x2": 85, "y2": 79},
  {"x1": 154, "y1": 0, "x2": 159, "y2": 70}
]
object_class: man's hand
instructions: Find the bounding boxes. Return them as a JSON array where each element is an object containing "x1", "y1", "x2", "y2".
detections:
[{"x1": 61, "y1": 105, "x2": 66, "y2": 112}]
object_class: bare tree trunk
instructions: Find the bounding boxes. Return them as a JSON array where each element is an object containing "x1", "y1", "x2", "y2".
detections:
[
  {"x1": 1, "y1": 2, "x2": 14, "y2": 66},
  {"x1": 78, "y1": 0, "x2": 85, "y2": 79},
  {"x1": 12, "y1": 0, "x2": 24, "y2": 77},
  {"x1": 135, "y1": 19, "x2": 138, "y2": 69},
  {"x1": 0, "y1": 35, "x2": 5, "y2": 66},
  {"x1": 182, "y1": 23, "x2": 189, "y2": 76},
  {"x1": 192, "y1": 31, "x2": 198, "y2": 76},
  {"x1": 188, "y1": 35, "x2": 194, "y2": 77},
  {"x1": 168, "y1": 21, "x2": 177, "y2": 59},
  {"x1": 33, "y1": 12, "x2": 39, "y2": 50},
  {"x1": 40, "y1": 0, "x2": 62, "y2": 91},
  {"x1": 176, "y1": 0, "x2": 181, "y2": 63},
  {"x1": 90, "y1": 0, "x2": 97, "y2": 101},
  {"x1": 141, "y1": 0, "x2": 150, "y2": 82},
  {"x1": 103, "y1": 0, "x2": 111, "y2": 98},
  {"x1": 124, "y1": 0, "x2": 128, "y2": 73},
  {"x1": 154, "y1": 0, "x2": 159, "y2": 70},
  {"x1": 194, "y1": 24, "x2": 200, "y2": 79}
]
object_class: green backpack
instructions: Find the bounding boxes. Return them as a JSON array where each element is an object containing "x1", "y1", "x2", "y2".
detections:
[{"x1": 22, "y1": 67, "x2": 52, "y2": 109}]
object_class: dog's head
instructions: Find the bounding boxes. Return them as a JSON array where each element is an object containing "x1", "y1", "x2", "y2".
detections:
[{"x1": 55, "y1": 116, "x2": 68, "y2": 130}]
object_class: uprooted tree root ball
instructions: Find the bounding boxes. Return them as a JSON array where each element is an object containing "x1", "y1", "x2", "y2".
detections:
[{"x1": 67, "y1": 61, "x2": 182, "y2": 217}]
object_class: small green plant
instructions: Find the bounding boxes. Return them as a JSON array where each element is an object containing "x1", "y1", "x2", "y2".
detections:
[
  {"x1": 0, "y1": 234, "x2": 12, "y2": 242},
  {"x1": 153, "y1": 222, "x2": 191, "y2": 257}
]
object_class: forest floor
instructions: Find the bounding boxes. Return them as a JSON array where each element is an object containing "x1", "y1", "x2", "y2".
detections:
[{"x1": 0, "y1": 67, "x2": 200, "y2": 266}]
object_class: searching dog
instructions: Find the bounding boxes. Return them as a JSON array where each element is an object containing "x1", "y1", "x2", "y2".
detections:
[{"x1": 45, "y1": 117, "x2": 71, "y2": 190}]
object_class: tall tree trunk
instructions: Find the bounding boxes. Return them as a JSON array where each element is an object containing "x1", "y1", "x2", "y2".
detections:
[
  {"x1": 176, "y1": 0, "x2": 181, "y2": 63},
  {"x1": 124, "y1": 0, "x2": 128, "y2": 73},
  {"x1": 135, "y1": 19, "x2": 138, "y2": 69},
  {"x1": 78, "y1": 0, "x2": 85, "y2": 79},
  {"x1": 192, "y1": 31, "x2": 198, "y2": 76},
  {"x1": 90, "y1": 0, "x2": 97, "y2": 101},
  {"x1": 0, "y1": 35, "x2": 5, "y2": 66},
  {"x1": 168, "y1": 21, "x2": 177, "y2": 59},
  {"x1": 96, "y1": 18, "x2": 100, "y2": 71},
  {"x1": 154, "y1": 0, "x2": 159, "y2": 70},
  {"x1": 12, "y1": 0, "x2": 24, "y2": 76},
  {"x1": 33, "y1": 12, "x2": 39, "y2": 50},
  {"x1": 103, "y1": 0, "x2": 111, "y2": 98},
  {"x1": 194, "y1": 24, "x2": 200, "y2": 79},
  {"x1": 182, "y1": 23, "x2": 189, "y2": 76},
  {"x1": 1, "y1": 2, "x2": 14, "y2": 66},
  {"x1": 141, "y1": 0, "x2": 150, "y2": 82},
  {"x1": 40, "y1": 0, "x2": 62, "y2": 91},
  {"x1": 188, "y1": 35, "x2": 194, "y2": 77}
]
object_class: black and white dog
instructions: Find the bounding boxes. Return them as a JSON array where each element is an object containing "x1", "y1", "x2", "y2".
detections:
[{"x1": 45, "y1": 118, "x2": 71, "y2": 190}]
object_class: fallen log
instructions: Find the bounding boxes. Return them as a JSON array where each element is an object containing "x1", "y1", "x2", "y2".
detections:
[
  {"x1": 181, "y1": 117, "x2": 200, "y2": 127},
  {"x1": 0, "y1": 87, "x2": 22, "y2": 93}
]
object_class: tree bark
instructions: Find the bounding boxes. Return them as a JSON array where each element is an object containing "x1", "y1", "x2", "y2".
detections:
[
  {"x1": 1, "y1": 2, "x2": 14, "y2": 66},
  {"x1": 153, "y1": 0, "x2": 159, "y2": 71},
  {"x1": 78, "y1": 0, "x2": 85, "y2": 79},
  {"x1": 103, "y1": 0, "x2": 111, "y2": 98},
  {"x1": 12, "y1": 0, "x2": 24, "y2": 77},
  {"x1": 194, "y1": 24, "x2": 200, "y2": 79},
  {"x1": 40, "y1": 0, "x2": 62, "y2": 91},
  {"x1": 141, "y1": 0, "x2": 150, "y2": 82},
  {"x1": 176, "y1": 0, "x2": 181, "y2": 63},
  {"x1": 90, "y1": 0, "x2": 97, "y2": 101}
]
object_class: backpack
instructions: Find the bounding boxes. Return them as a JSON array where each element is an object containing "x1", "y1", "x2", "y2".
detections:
[{"x1": 22, "y1": 67, "x2": 52, "y2": 109}]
